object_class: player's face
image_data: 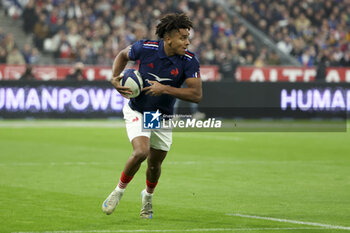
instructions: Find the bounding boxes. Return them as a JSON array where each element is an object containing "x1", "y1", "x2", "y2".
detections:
[{"x1": 165, "y1": 28, "x2": 190, "y2": 56}]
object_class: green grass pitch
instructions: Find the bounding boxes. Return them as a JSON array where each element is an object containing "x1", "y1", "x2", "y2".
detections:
[{"x1": 0, "y1": 120, "x2": 349, "y2": 233}]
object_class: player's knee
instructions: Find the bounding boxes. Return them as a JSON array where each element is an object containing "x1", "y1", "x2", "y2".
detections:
[
  {"x1": 132, "y1": 149, "x2": 149, "y2": 162},
  {"x1": 148, "y1": 160, "x2": 162, "y2": 172},
  {"x1": 148, "y1": 164, "x2": 160, "y2": 173}
]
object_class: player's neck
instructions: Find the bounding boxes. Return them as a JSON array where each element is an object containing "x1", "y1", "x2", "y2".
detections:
[{"x1": 163, "y1": 43, "x2": 175, "y2": 57}]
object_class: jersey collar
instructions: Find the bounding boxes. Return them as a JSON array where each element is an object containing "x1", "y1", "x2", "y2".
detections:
[{"x1": 158, "y1": 40, "x2": 178, "y2": 65}]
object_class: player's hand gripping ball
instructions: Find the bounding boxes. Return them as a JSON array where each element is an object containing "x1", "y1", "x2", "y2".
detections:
[{"x1": 120, "y1": 69, "x2": 144, "y2": 98}]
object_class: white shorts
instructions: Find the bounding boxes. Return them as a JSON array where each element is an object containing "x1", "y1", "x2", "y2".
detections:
[{"x1": 123, "y1": 103, "x2": 172, "y2": 151}]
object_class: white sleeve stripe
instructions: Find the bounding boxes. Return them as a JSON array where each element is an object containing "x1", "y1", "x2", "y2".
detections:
[
  {"x1": 143, "y1": 44, "x2": 159, "y2": 47},
  {"x1": 185, "y1": 54, "x2": 192, "y2": 59}
]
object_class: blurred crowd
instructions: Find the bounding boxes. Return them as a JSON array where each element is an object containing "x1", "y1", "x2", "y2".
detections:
[
  {"x1": 0, "y1": 0, "x2": 349, "y2": 75},
  {"x1": 0, "y1": 27, "x2": 40, "y2": 64},
  {"x1": 232, "y1": 0, "x2": 350, "y2": 67}
]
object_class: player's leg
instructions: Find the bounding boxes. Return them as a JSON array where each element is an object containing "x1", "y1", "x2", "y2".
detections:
[
  {"x1": 102, "y1": 136, "x2": 150, "y2": 215},
  {"x1": 140, "y1": 129, "x2": 172, "y2": 219},
  {"x1": 146, "y1": 148, "x2": 167, "y2": 192},
  {"x1": 141, "y1": 148, "x2": 167, "y2": 219},
  {"x1": 123, "y1": 136, "x2": 150, "y2": 177},
  {"x1": 102, "y1": 103, "x2": 150, "y2": 215},
  {"x1": 115, "y1": 136, "x2": 150, "y2": 192}
]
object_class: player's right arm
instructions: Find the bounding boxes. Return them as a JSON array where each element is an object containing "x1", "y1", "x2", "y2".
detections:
[{"x1": 110, "y1": 46, "x2": 133, "y2": 98}]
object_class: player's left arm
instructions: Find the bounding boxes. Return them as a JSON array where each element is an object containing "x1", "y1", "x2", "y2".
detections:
[{"x1": 143, "y1": 77, "x2": 202, "y2": 103}]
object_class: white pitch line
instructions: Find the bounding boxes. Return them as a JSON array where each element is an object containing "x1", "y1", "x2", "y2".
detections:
[
  {"x1": 174, "y1": 133, "x2": 242, "y2": 141},
  {"x1": 12, "y1": 227, "x2": 330, "y2": 233},
  {"x1": 227, "y1": 213, "x2": 350, "y2": 230},
  {"x1": 0, "y1": 121, "x2": 125, "y2": 128},
  {"x1": 0, "y1": 160, "x2": 337, "y2": 167}
]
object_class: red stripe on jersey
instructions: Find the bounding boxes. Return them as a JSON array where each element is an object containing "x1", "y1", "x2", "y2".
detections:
[
  {"x1": 144, "y1": 42, "x2": 159, "y2": 45},
  {"x1": 185, "y1": 51, "x2": 194, "y2": 57}
]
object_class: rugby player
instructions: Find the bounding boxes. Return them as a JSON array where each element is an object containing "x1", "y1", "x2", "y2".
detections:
[{"x1": 102, "y1": 13, "x2": 202, "y2": 219}]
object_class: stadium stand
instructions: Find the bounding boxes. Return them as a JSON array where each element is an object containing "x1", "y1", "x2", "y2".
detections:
[
  {"x1": 0, "y1": 0, "x2": 349, "y2": 71},
  {"x1": 231, "y1": 0, "x2": 350, "y2": 67},
  {"x1": 0, "y1": 0, "x2": 263, "y2": 69}
]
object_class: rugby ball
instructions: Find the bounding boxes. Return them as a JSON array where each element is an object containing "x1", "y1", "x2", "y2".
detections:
[{"x1": 120, "y1": 69, "x2": 143, "y2": 98}]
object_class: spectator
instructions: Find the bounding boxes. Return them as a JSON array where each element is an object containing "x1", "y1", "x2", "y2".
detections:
[
  {"x1": 0, "y1": 27, "x2": 6, "y2": 41},
  {"x1": 65, "y1": 62, "x2": 85, "y2": 81},
  {"x1": 22, "y1": 0, "x2": 37, "y2": 34},
  {"x1": 340, "y1": 50, "x2": 350, "y2": 67},
  {"x1": 33, "y1": 13, "x2": 49, "y2": 50},
  {"x1": 298, "y1": 46, "x2": 316, "y2": 67},
  {"x1": 55, "y1": 33, "x2": 73, "y2": 61},
  {"x1": 254, "y1": 54, "x2": 265, "y2": 67},
  {"x1": 218, "y1": 54, "x2": 237, "y2": 81},
  {"x1": 29, "y1": 47, "x2": 40, "y2": 64},
  {"x1": 1, "y1": 33, "x2": 16, "y2": 53},
  {"x1": 66, "y1": 24, "x2": 81, "y2": 52},
  {"x1": 22, "y1": 43, "x2": 33, "y2": 64},
  {"x1": 267, "y1": 52, "x2": 281, "y2": 66},
  {"x1": 6, "y1": 47, "x2": 26, "y2": 65},
  {"x1": 49, "y1": 17, "x2": 67, "y2": 37},
  {"x1": 315, "y1": 51, "x2": 329, "y2": 82},
  {"x1": 0, "y1": 47, "x2": 7, "y2": 64},
  {"x1": 20, "y1": 64, "x2": 36, "y2": 80},
  {"x1": 295, "y1": 13, "x2": 311, "y2": 34},
  {"x1": 44, "y1": 29, "x2": 66, "y2": 53},
  {"x1": 66, "y1": 0, "x2": 83, "y2": 19},
  {"x1": 277, "y1": 36, "x2": 293, "y2": 55},
  {"x1": 3, "y1": 0, "x2": 24, "y2": 20}
]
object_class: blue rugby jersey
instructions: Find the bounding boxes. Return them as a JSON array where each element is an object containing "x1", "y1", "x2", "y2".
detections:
[{"x1": 127, "y1": 39, "x2": 201, "y2": 116}]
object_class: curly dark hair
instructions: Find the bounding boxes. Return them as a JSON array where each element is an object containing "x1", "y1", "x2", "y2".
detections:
[{"x1": 156, "y1": 13, "x2": 193, "y2": 39}]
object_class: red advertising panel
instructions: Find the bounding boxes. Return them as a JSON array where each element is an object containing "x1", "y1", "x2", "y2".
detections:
[
  {"x1": 236, "y1": 66, "x2": 350, "y2": 82},
  {"x1": 0, "y1": 65, "x2": 220, "y2": 81}
]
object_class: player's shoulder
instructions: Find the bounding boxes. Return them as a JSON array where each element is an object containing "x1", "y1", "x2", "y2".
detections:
[
  {"x1": 181, "y1": 49, "x2": 199, "y2": 64},
  {"x1": 140, "y1": 39, "x2": 160, "y2": 50}
]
